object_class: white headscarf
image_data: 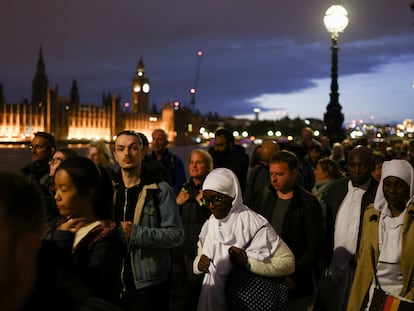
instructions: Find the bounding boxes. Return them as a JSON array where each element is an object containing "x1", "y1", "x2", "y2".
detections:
[
  {"x1": 203, "y1": 167, "x2": 236, "y2": 200},
  {"x1": 374, "y1": 159, "x2": 414, "y2": 211}
]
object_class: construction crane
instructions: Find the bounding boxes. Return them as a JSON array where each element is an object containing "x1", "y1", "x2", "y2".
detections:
[{"x1": 189, "y1": 50, "x2": 203, "y2": 111}]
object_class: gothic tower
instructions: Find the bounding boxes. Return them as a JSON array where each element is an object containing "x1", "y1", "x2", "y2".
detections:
[
  {"x1": 31, "y1": 47, "x2": 49, "y2": 114},
  {"x1": 131, "y1": 57, "x2": 150, "y2": 114},
  {"x1": 70, "y1": 79, "x2": 80, "y2": 109}
]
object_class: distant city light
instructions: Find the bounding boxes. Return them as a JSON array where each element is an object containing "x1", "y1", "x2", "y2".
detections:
[{"x1": 173, "y1": 101, "x2": 181, "y2": 110}]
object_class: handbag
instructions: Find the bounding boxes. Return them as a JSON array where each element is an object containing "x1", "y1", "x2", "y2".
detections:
[
  {"x1": 225, "y1": 267, "x2": 288, "y2": 311},
  {"x1": 225, "y1": 226, "x2": 289, "y2": 311},
  {"x1": 369, "y1": 247, "x2": 414, "y2": 311}
]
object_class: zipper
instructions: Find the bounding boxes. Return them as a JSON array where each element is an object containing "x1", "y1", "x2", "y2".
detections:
[{"x1": 121, "y1": 188, "x2": 128, "y2": 295}]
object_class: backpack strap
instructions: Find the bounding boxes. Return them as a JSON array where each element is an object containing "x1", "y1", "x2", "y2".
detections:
[{"x1": 169, "y1": 153, "x2": 176, "y2": 186}]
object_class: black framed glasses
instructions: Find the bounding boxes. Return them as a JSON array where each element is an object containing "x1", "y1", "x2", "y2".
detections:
[{"x1": 203, "y1": 195, "x2": 227, "y2": 206}]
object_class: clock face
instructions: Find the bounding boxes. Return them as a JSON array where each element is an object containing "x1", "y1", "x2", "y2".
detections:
[
  {"x1": 142, "y1": 83, "x2": 150, "y2": 93},
  {"x1": 133, "y1": 85, "x2": 141, "y2": 93}
]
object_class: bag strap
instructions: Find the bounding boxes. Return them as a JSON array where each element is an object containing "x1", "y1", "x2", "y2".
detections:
[
  {"x1": 244, "y1": 225, "x2": 267, "y2": 250},
  {"x1": 370, "y1": 246, "x2": 383, "y2": 290}
]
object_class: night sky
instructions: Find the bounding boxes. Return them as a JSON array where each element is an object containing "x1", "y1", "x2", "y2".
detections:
[{"x1": 1, "y1": 0, "x2": 414, "y2": 124}]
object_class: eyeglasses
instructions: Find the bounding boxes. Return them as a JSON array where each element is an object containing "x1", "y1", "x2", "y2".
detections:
[
  {"x1": 49, "y1": 157, "x2": 64, "y2": 165},
  {"x1": 203, "y1": 195, "x2": 227, "y2": 206},
  {"x1": 29, "y1": 144, "x2": 47, "y2": 150}
]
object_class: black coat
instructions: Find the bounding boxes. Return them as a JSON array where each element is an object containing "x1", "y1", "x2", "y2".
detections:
[
  {"x1": 22, "y1": 240, "x2": 122, "y2": 311},
  {"x1": 254, "y1": 184, "x2": 325, "y2": 299},
  {"x1": 52, "y1": 221, "x2": 127, "y2": 305},
  {"x1": 178, "y1": 178, "x2": 211, "y2": 258}
]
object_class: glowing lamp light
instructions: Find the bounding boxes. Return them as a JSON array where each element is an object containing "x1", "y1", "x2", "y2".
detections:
[
  {"x1": 190, "y1": 88, "x2": 196, "y2": 94},
  {"x1": 324, "y1": 4, "x2": 349, "y2": 37}
]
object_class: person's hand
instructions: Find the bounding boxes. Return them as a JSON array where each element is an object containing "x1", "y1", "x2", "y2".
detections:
[
  {"x1": 176, "y1": 190, "x2": 190, "y2": 205},
  {"x1": 196, "y1": 189, "x2": 204, "y2": 206},
  {"x1": 121, "y1": 221, "x2": 133, "y2": 238},
  {"x1": 58, "y1": 218, "x2": 87, "y2": 233},
  {"x1": 198, "y1": 254, "x2": 211, "y2": 273},
  {"x1": 228, "y1": 246, "x2": 248, "y2": 269}
]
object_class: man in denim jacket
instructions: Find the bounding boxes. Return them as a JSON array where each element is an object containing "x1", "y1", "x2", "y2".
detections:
[{"x1": 113, "y1": 130, "x2": 184, "y2": 311}]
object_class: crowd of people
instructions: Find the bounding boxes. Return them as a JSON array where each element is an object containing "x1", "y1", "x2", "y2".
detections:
[{"x1": 2, "y1": 126, "x2": 414, "y2": 310}]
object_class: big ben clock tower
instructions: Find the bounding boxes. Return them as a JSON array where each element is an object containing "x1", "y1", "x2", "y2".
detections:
[{"x1": 132, "y1": 57, "x2": 150, "y2": 113}]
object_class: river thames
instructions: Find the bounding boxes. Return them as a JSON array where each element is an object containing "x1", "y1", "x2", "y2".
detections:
[{"x1": 0, "y1": 143, "x2": 254, "y2": 176}]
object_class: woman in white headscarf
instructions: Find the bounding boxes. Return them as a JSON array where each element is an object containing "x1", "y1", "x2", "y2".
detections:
[
  {"x1": 347, "y1": 159, "x2": 414, "y2": 310},
  {"x1": 193, "y1": 168, "x2": 294, "y2": 311}
]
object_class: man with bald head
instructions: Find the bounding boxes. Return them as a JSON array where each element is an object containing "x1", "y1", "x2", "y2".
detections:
[
  {"x1": 318, "y1": 145, "x2": 378, "y2": 310},
  {"x1": 150, "y1": 128, "x2": 186, "y2": 194},
  {"x1": 244, "y1": 140, "x2": 280, "y2": 207}
]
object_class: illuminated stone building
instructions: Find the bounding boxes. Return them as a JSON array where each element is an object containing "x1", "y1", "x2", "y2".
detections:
[{"x1": 0, "y1": 48, "x2": 175, "y2": 143}]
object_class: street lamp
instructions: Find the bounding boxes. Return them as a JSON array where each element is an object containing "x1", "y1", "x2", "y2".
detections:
[{"x1": 323, "y1": 2, "x2": 349, "y2": 143}]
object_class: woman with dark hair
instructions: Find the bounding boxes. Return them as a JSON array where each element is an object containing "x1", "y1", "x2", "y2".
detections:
[
  {"x1": 52, "y1": 156, "x2": 126, "y2": 306},
  {"x1": 48, "y1": 147, "x2": 78, "y2": 192}
]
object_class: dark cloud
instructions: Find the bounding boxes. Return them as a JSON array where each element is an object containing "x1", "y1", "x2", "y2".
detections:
[{"x1": 1, "y1": 0, "x2": 413, "y2": 120}]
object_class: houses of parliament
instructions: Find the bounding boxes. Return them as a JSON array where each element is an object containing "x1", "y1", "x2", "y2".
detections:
[{"x1": 0, "y1": 48, "x2": 181, "y2": 143}]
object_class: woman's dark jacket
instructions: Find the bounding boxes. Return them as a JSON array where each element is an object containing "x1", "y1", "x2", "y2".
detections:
[{"x1": 52, "y1": 220, "x2": 127, "y2": 305}]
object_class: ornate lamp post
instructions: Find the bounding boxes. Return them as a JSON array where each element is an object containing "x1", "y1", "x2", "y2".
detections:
[{"x1": 323, "y1": 3, "x2": 349, "y2": 143}]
